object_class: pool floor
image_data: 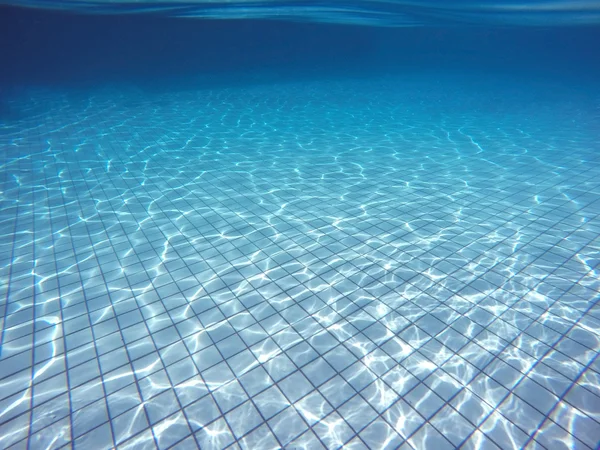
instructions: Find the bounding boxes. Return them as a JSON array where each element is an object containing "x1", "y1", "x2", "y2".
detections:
[{"x1": 1, "y1": 75, "x2": 600, "y2": 449}]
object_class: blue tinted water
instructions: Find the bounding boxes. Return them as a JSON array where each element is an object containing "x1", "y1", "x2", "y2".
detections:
[{"x1": 1, "y1": 2, "x2": 599, "y2": 450}]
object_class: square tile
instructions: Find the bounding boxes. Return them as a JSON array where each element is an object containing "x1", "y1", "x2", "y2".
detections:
[
  {"x1": 166, "y1": 357, "x2": 198, "y2": 386},
  {"x1": 408, "y1": 422, "x2": 454, "y2": 450},
  {"x1": 323, "y1": 345, "x2": 358, "y2": 372},
  {"x1": 194, "y1": 418, "x2": 235, "y2": 449},
  {"x1": 341, "y1": 361, "x2": 378, "y2": 392},
  {"x1": 268, "y1": 406, "x2": 309, "y2": 447},
  {"x1": 153, "y1": 412, "x2": 192, "y2": 450},
  {"x1": 184, "y1": 395, "x2": 221, "y2": 431},
  {"x1": 174, "y1": 375, "x2": 209, "y2": 407},
  {"x1": 294, "y1": 390, "x2": 333, "y2": 426},
  {"x1": 319, "y1": 375, "x2": 356, "y2": 408},
  {"x1": 113, "y1": 406, "x2": 149, "y2": 445},
  {"x1": 238, "y1": 366, "x2": 274, "y2": 397},
  {"x1": 226, "y1": 400, "x2": 264, "y2": 440},
  {"x1": 213, "y1": 380, "x2": 249, "y2": 413},
  {"x1": 263, "y1": 353, "x2": 296, "y2": 382},
  {"x1": 238, "y1": 424, "x2": 280, "y2": 450},
  {"x1": 313, "y1": 412, "x2": 356, "y2": 450},
  {"x1": 359, "y1": 418, "x2": 403, "y2": 450},
  {"x1": 278, "y1": 371, "x2": 313, "y2": 403},
  {"x1": 480, "y1": 410, "x2": 530, "y2": 450},
  {"x1": 4, "y1": 77, "x2": 600, "y2": 450},
  {"x1": 288, "y1": 430, "x2": 327, "y2": 450},
  {"x1": 383, "y1": 399, "x2": 425, "y2": 439},
  {"x1": 202, "y1": 361, "x2": 235, "y2": 391},
  {"x1": 361, "y1": 379, "x2": 400, "y2": 414},
  {"x1": 302, "y1": 357, "x2": 336, "y2": 387},
  {"x1": 338, "y1": 394, "x2": 378, "y2": 433},
  {"x1": 254, "y1": 385, "x2": 289, "y2": 420},
  {"x1": 430, "y1": 405, "x2": 476, "y2": 447},
  {"x1": 145, "y1": 389, "x2": 180, "y2": 425},
  {"x1": 285, "y1": 341, "x2": 319, "y2": 368}
]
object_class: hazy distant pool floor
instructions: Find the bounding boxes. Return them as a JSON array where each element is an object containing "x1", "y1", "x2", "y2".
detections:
[{"x1": 1, "y1": 74, "x2": 600, "y2": 449}]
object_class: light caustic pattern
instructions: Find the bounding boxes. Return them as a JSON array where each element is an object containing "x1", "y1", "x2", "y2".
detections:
[{"x1": 0, "y1": 76, "x2": 599, "y2": 449}]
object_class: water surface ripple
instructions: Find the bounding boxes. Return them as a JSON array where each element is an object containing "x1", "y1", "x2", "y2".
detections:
[{"x1": 2, "y1": 0, "x2": 600, "y2": 26}]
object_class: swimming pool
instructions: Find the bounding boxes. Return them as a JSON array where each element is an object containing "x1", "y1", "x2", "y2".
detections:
[{"x1": 1, "y1": 72, "x2": 599, "y2": 449}]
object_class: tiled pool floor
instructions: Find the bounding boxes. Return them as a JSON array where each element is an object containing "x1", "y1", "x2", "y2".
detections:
[{"x1": 1, "y1": 75, "x2": 600, "y2": 449}]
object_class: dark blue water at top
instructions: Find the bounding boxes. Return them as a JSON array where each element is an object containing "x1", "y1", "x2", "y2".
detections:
[{"x1": 1, "y1": 2, "x2": 600, "y2": 89}]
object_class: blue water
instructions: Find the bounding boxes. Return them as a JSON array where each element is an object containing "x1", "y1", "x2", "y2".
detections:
[{"x1": 1, "y1": 2, "x2": 600, "y2": 450}]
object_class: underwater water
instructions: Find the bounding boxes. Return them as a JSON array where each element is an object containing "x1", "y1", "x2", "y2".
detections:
[{"x1": 1, "y1": 1, "x2": 600, "y2": 449}]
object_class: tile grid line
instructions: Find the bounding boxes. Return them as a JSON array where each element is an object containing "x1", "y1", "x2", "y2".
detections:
[
  {"x1": 26, "y1": 167, "x2": 42, "y2": 449},
  {"x1": 3, "y1": 225, "x2": 596, "y2": 446},
  {"x1": 355, "y1": 256, "x2": 597, "y2": 446},
  {"x1": 2, "y1": 86, "x2": 596, "y2": 448},
  {"x1": 2, "y1": 189, "x2": 38, "y2": 445},
  {"x1": 3, "y1": 214, "x2": 596, "y2": 446},
  {"x1": 92, "y1": 179, "x2": 314, "y2": 446},
  {"x1": 0, "y1": 175, "x2": 24, "y2": 360},
  {"x1": 0, "y1": 239, "x2": 588, "y2": 446},
  {"x1": 445, "y1": 271, "x2": 599, "y2": 449},
  {"x1": 25, "y1": 162, "x2": 74, "y2": 449},
  {"x1": 161, "y1": 224, "x2": 402, "y2": 449},
  {"x1": 69, "y1": 150, "x2": 160, "y2": 449},
  {"x1": 3, "y1": 149, "x2": 596, "y2": 356},
  {"x1": 77, "y1": 142, "x2": 243, "y2": 449},
  {"x1": 525, "y1": 349, "x2": 600, "y2": 450},
  {"x1": 219, "y1": 234, "x2": 580, "y2": 448},
  {"x1": 86, "y1": 133, "x2": 202, "y2": 449}
]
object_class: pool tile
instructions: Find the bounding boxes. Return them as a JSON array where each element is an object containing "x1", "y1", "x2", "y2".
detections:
[{"x1": 2, "y1": 77, "x2": 599, "y2": 449}]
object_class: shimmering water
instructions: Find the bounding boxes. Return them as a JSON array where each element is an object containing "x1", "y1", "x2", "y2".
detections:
[
  {"x1": 1, "y1": 2, "x2": 600, "y2": 450},
  {"x1": 3, "y1": 0, "x2": 600, "y2": 26}
]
